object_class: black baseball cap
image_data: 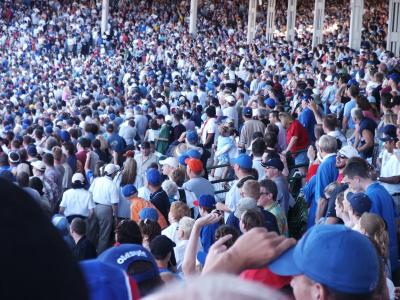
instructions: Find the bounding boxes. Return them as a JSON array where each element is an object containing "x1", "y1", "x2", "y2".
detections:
[{"x1": 149, "y1": 235, "x2": 176, "y2": 259}]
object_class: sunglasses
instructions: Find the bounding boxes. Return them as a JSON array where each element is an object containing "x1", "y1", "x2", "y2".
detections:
[
  {"x1": 264, "y1": 166, "x2": 276, "y2": 170},
  {"x1": 338, "y1": 154, "x2": 348, "y2": 159}
]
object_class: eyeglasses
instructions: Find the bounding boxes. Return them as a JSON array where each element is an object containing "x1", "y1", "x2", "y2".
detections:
[
  {"x1": 337, "y1": 154, "x2": 348, "y2": 159},
  {"x1": 260, "y1": 192, "x2": 271, "y2": 196}
]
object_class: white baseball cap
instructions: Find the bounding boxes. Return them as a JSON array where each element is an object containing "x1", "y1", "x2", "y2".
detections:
[
  {"x1": 159, "y1": 157, "x2": 179, "y2": 169},
  {"x1": 104, "y1": 164, "x2": 120, "y2": 176},
  {"x1": 31, "y1": 160, "x2": 46, "y2": 172},
  {"x1": 338, "y1": 145, "x2": 359, "y2": 159},
  {"x1": 72, "y1": 173, "x2": 85, "y2": 183}
]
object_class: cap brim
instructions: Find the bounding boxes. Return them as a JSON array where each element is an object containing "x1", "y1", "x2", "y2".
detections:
[{"x1": 268, "y1": 246, "x2": 301, "y2": 276}]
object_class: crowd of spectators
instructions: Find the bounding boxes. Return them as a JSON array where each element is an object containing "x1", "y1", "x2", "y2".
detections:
[{"x1": 1, "y1": 0, "x2": 400, "y2": 299}]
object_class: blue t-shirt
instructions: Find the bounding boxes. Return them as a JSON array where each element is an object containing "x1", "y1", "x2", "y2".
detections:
[
  {"x1": 366, "y1": 182, "x2": 399, "y2": 271},
  {"x1": 358, "y1": 117, "x2": 377, "y2": 158},
  {"x1": 343, "y1": 99, "x2": 357, "y2": 129},
  {"x1": 299, "y1": 108, "x2": 316, "y2": 142},
  {"x1": 200, "y1": 222, "x2": 220, "y2": 253}
]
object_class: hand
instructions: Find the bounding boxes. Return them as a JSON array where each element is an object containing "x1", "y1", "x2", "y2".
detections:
[
  {"x1": 307, "y1": 100, "x2": 318, "y2": 111},
  {"x1": 202, "y1": 234, "x2": 232, "y2": 269},
  {"x1": 307, "y1": 145, "x2": 316, "y2": 162},
  {"x1": 215, "y1": 202, "x2": 226, "y2": 211},
  {"x1": 195, "y1": 212, "x2": 222, "y2": 228},
  {"x1": 227, "y1": 228, "x2": 296, "y2": 270}
]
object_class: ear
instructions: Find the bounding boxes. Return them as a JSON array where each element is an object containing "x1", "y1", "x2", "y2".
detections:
[{"x1": 312, "y1": 282, "x2": 327, "y2": 300}]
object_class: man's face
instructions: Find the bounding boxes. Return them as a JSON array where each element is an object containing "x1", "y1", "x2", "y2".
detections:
[
  {"x1": 258, "y1": 187, "x2": 270, "y2": 207},
  {"x1": 343, "y1": 175, "x2": 363, "y2": 192},
  {"x1": 290, "y1": 275, "x2": 316, "y2": 299},
  {"x1": 141, "y1": 147, "x2": 150, "y2": 157},
  {"x1": 264, "y1": 166, "x2": 277, "y2": 178},
  {"x1": 268, "y1": 113, "x2": 276, "y2": 124},
  {"x1": 384, "y1": 140, "x2": 395, "y2": 152},
  {"x1": 335, "y1": 153, "x2": 347, "y2": 169}
]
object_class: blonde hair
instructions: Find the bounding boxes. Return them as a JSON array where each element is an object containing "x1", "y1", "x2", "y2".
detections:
[
  {"x1": 170, "y1": 201, "x2": 190, "y2": 221},
  {"x1": 178, "y1": 216, "x2": 195, "y2": 238},
  {"x1": 241, "y1": 180, "x2": 260, "y2": 200},
  {"x1": 120, "y1": 158, "x2": 138, "y2": 186},
  {"x1": 359, "y1": 212, "x2": 389, "y2": 260}
]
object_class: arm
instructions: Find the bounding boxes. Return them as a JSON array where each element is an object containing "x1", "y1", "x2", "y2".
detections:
[
  {"x1": 182, "y1": 213, "x2": 221, "y2": 276},
  {"x1": 215, "y1": 202, "x2": 231, "y2": 213},
  {"x1": 357, "y1": 129, "x2": 374, "y2": 152},
  {"x1": 378, "y1": 176, "x2": 400, "y2": 184},
  {"x1": 202, "y1": 228, "x2": 296, "y2": 274},
  {"x1": 284, "y1": 136, "x2": 298, "y2": 154}
]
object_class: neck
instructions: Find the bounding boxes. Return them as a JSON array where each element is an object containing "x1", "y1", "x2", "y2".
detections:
[
  {"x1": 72, "y1": 234, "x2": 83, "y2": 244},
  {"x1": 360, "y1": 178, "x2": 374, "y2": 191},
  {"x1": 149, "y1": 185, "x2": 160, "y2": 193}
]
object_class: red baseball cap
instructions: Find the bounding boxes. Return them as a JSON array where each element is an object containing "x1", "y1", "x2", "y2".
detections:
[{"x1": 185, "y1": 158, "x2": 203, "y2": 173}]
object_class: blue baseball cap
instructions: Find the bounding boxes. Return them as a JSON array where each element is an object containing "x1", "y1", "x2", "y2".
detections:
[
  {"x1": 193, "y1": 194, "x2": 216, "y2": 209},
  {"x1": 186, "y1": 130, "x2": 199, "y2": 144},
  {"x1": 59, "y1": 130, "x2": 70, "y2": 142},
  {"x1": 388, "y1": 73, "x2": 400, "y2": 84},
  {"x1": 178, "y1": 154, "x2": 190, "y2": 165},
  {"x1": 269, "y1": 225, "x2": 379, "y2": 294},
  {"x1": 45, "y1": 126, "x2": 53, "y2": 135},
  {"x1": 146, "y1": 168, "x2": 161, "y2": 186},
  {"x1": 27, "y1": 144, "x2": 37, "y2": 157},
  {"x1": 186, "y1": 149, "x2": 202, "y2": 159},
  {"x1": 347, "y1": 78, "x2": 359, "y2": 87},
  {"x1": 80, "y1": 260, "x2": 139, "y2": 300},
  {"x1": 98, "y1": 244, "x2": 159, "y2": 284},
  {"x1": 380, "y1": 124, "x2": 398, "y2": 142},
  {"x1": 242, "y1": 107, "x2": 252, "y2": 117},
  {"x1": 122, "y1": 184, "x2": 138, "y2": 198},
  {"x1": 139, "y1": 207, "x2": 158, "y2": 222},
  {"x1": 264, "y1": 98, "x2": 276, "y2": 109},
  {"x1": 346, "y1": 192, "x2": 372, "y2": 216},
  {"x1": 231, "y1": 154, "x2": 253, "y2": 170}
]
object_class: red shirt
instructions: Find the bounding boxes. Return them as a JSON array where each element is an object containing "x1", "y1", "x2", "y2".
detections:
[{"x1": 286, "y1": 120, "x2": 309, "y2": 153}]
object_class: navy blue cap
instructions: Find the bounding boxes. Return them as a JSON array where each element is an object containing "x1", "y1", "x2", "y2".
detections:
[
  {"x1": 186, "y1": 149, "x2": 202, "y2": 159},
  {"x1": 346, "y1": 192, "x2": 372, "y2": 216},
  {"x1": 269, "y1": 225, "x2": 379, "y2": 294},
  {"x1": 231, "y1": 154, "x2": 253, "y2": 170},
  {"x1": 380, "y1": 124, "x2": 398, "y2": 142},
  {"x1": 261, "y1": 158, "x2": 284, "y2": 171},
  {"x1": 242, "y1": 107, "x2": 252, "y2": 117}
]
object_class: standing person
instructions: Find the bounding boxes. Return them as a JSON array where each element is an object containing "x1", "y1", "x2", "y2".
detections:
[
  {"x1": 200, "y1": 106, "x2": 218, "y2": 150},
  {"x1": 135, "y1": 142, "x2": 158, "y2": 185},
  {"x1": 268, "y1": 110, "x2": 286, "y2": 152},
  {"x1": 239, "y1": 107, "x2": 265, "y2": 151},
  {"x1": 308, "y1": 135, "x2": 338, "y2": 228},
  {"x1": 59, "y1": 173, "x2": 95, "y2": 223},
  {"x1": 258, "y1": 179, "x2": 289, "y2": 237},
  {"x1": 155, "y1": 114, "x2": 173, "y2": 155},
  {"x1": 351, "y1": 108, "x2": 376, "y2": 159},
  {"x1": 147, "y1": 168, "x2": 170, "y2": 223},
  {"x1": 182, "y1": 158, "x2": 215, "y2": 198},
  {"x1": 343, "y1": 157, "x2": 399, "y2": 273},
  {"x1": 89, "y1": 164, "x2": 120, "y2": 253},
  {"x1": 262, "y1": 158, "x2": 293, "y2": 216},
  {"x1": 216, "y1": 154, "x2": 254, "y2": 221},
  {"x1": 279, "y1": 112, "x2": 309, "y2": 166},
  {"x1": 69, "y1": 218, "x2": 97, "y2": 261}
]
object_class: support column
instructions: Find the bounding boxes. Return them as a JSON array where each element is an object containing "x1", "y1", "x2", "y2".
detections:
[
  {"x1": 312, "y1": 0, "x2": 325, "y2": 48},
  {"x1": 286, "y1": 0, "x2": 297, "y2": 42},
  {"x1": 189, "y1": 0, "x2": 198, "y2": 36},
  {"x1": 387, "y1": 0, "x2": 400, "y2": 56},
  {"x1": 349, "y1": 0, "x2": 364, "y2": 50},
  {"x1": 247, "y1": 0, "x2": 257, "y2": 44},
  {"x1": 101, "y1": 0, "x2": 109, "y2": 35},
  {"x1": 266, "y1": 0, "x2": 276, "y2": 44}
]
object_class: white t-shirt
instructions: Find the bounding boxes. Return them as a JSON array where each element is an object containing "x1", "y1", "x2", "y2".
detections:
[
  {"x1": 60, "y1": 188, "x2": 95, "y2": 217},
  {"x1": 162, "y1": 222, "x2": 179, "y2": 244},
  {"x1": 201, "y1": 118, "x2": 217, "y2": 145},
  {"x1": 380, "y1": 149, "x2": 400, "y2": 195},
  {"x1": 89, "y1": 176, "x2": 120, "y2": 205},
  {"x1": 224, "y1": 180, "x2": 241, "y2": 222}
]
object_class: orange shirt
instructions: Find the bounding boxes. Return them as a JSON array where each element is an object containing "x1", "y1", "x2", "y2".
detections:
[{"x1": 129, "y1": 196, "x2": 168, "y2": 229}]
